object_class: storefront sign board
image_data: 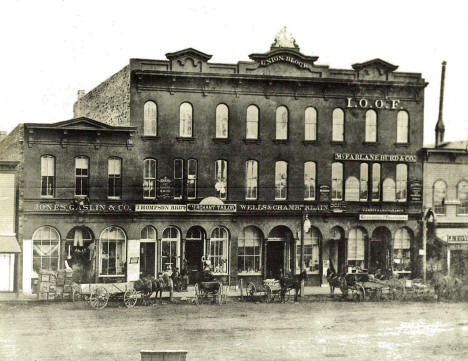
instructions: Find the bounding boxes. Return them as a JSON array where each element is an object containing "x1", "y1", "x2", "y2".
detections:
[{"x1": 359, "y1": 214, "x2": 408, "y2": 221}]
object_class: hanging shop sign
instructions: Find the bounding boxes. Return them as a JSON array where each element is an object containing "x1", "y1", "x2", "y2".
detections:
[
  {"x1": 157, "y1": 176, "x2": 173, "y2": 200},
  {"x1": 436, "y1": 229, "x2": 468, "y2": 243},
  {"x1": 334, "y1": 152, "x2": 417, "y2": 163},
  {"x1": 346, "y1": 98, "x2": 403, "y2": 110},
  {"x1": 408, "y1": 180, "x2": 423, "y2": 202},
  {"x1": 359, "y1": 214, "x2": 408, "y2": 221},
  {"x1": 319, "y1": 185, "x2": 330, "y2": 202}
]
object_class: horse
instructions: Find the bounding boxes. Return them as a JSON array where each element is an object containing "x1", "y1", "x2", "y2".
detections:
[
  {"x1": 431, "y1": 272, "x2": 463, "y2": 301},
  {"x1": 153, "y1": 272, "x2": 174, "y2": 302},
  {"x1": 279, "y1": 269, "x2": 308, "y2": 303},
  {"x1": 326, "y1": 268, "x2": 347, "y2": 298},
  {"x1": 134, "y1": 273, "x2": 174, "y2": 304}
]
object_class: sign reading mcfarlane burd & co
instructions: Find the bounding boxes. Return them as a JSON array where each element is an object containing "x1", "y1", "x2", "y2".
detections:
[{"x1": 334, "y1": 153, "x2": 417, "y2": 163}]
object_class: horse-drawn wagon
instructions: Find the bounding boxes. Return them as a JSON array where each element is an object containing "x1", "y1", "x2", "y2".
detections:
[
  {"x1": 194, "y1": 281, "x2": 226, "y2": 305},
  {"x1": 245, "y1": 279, "x2": 291, "y2": 302},
  {"x1": 72, "y1": 282, "x2": 139, "y2": 309}
]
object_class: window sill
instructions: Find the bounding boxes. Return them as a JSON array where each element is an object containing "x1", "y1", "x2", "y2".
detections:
[
  {"x1": 457, "y1": 213, "x2": 468, "y2": 216},
  {"x1": 273, "y1": 139, "x2": 288, "y2": 145},
  {"x1": 142, "y1": 136, "x2": 160, "y2": 141},
  {"x1": 238, "y1": 272, "x2": 262, "y2": 276},
  {"x1": 394, "y1": 142, "x2": 410, "y2": 147},
  {"x1": 40, "y1": 195, "x2": 55, "y2": 199},
  {"x1": 99, "y1": 274, "x2": 125, "y2": 277},
  {"x1": 211, "y1": 273, "x2": 229, "y2": 276},
  {"x1": 330, "y1": 141, "x2": 345, "y2": 146},
  {"x1": 176, "y1": 137, "x2": 196, "y2": 142},
  {"x1": 362, "y1": 141, "x2": 378, "y2": 146},
  {"x1": 243, "y1": 138, "x2": 261, "y2": 144},
  {"x1": 107, "y1": 196, "x2": 121, "y2": 200},
  {"x1": 212, "y1": 138, "x2": 231, "y2": 144},
  {"x1": 303, "y1": 140, "x2": 318, "y2": 146},
  {"x1": 304, "y1": 198, "x2": 316, "y2": 202}
]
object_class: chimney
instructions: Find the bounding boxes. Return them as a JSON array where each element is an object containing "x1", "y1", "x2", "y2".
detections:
[
  {"x1": 435, "y1": 61, "x2": 446, "y2": 147},
  {"x1": 77, "y1": 89, "x2": 86, "y2": 100}
]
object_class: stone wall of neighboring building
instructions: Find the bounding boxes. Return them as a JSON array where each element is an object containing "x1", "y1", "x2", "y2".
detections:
[{"x1": 73, "y1": 66, "x2": 130, "y2": 127}]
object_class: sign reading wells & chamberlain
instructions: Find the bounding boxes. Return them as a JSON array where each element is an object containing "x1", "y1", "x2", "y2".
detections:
[{"x1": 334, "y1": 153, "x2": 417, "y2": 163}]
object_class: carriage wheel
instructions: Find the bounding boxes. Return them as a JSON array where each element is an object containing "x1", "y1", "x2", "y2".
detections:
[
  {"x1": 194, "y1": 283, "x2": 200, "y2": 305},
  {"x1": 124, "y1": 289, "x2": 138, "y2": 308},
  {"x1": 371, "y1": 288, "x2": 383, "y2": 302},
  {"x1": 89, "y1": 287, "x2": 109, "y2": 309},
  {"x1": 247, "y1": 283, "x2": 256, "y2": 301},
  {"x1": 352, "y1": 284, "x2": 365, "y2": 302},
  {"x1": 264, "y1": 285, "x2": 273, "y2": 303}
]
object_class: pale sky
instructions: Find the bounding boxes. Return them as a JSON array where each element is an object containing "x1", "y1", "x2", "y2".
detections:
[{"x1": 1, "y1": 0, "x2": 467, "y2": 144}]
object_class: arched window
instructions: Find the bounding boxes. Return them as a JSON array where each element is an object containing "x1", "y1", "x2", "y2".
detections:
[
  {"x1": 383, "y1": 178, "x2": 396, "y2": 202},
  {"x1": 246, "y1": 160, "x2": 258, "y2": 200},
  {"x1": 304, "y1": 107, "x2": 317, "y2": 141},
  {"x1": 348, "y1": 228, "x2": 366, "y2": 269},
  {"x1": 365, "y1": 109, "x2": 377, "y2": 142},
  {"x1": 397, "y1": 111, "x2": 409, "y2": 143},
  {"x1": 143, "y1": 158, "x2": 157, "y2": 199},
  {"x1": 331, "y1": 162, "x2": 343, "y2": 200},
  {"x1": 141, "y1": 225, "x2": 157, "y2": 241},
  {"x1": 179, "y1": 102, "x2": 193, "y2": 137},
  {"x1": 215, "y1": 160, "x2": 228, "y2": 200},
  {"x1": 275, "y1": 161, "x2": 288, "y2": 200},
  {"x1": 276, "y1": 106, "x2": 288, "y2": 140},
  {"x1": 75, "y1": 156, "x2": 89, "y2": 196},
  {"x1": 371, "y1": 163, "x2": 381, "y2": 201},
  {"x1": 332, "y1": 108, "x2": 344, "y2": 142},
  {"x1": 187, "y1": 159, "x2": 197, "y2": 199},
  {"x1": 99, "y1": 227, "x2": 126, "y2": 276},
  {"x1": 246, "y1": 105, "x2": 259, "y2": 139},
  {"x1": 41, "y1": 155, "x2": 55, "y2": 197},
  {"x1": 433, "y1": 180, "x2": 447, "y2": 215},
  {"x1": 345, "y1": 176, "x2": 360, "y2": 201},
  {"x1": 216, "y1": 104, "x2": 228, "y2": 138},
  {"x1": 143, "y1": 101, "x2": 157, "y2": 136},
  {"x1": 210, "y1": 227, "x2": 229, "y2": 273},
  {"x1": 161, "y1": 227, "x2": 180, "y2": 271},
  {"x1": 360, "y1": 163, "x2": 368, "y2": 201},
  {"x1": 32, "y1": 226, "x2": 60, "y2": 274},
  {"x1": 297, "y1": 227, "x2": 320, "y2": 273},
  {"x1": 238, "y1": 226, "x2": 262, "y2": 274},
  {"x1": 108, "y1": 157, "x2": 122, "y2": 199},
  {"x1": 457, "y1": 181, "x2": 468, "y2": 215},
  {"x1": 304, "y1": 161, "x2": 316, "y2": 200},
  {"x1": 396, "y1": 164, "x2": 408, "y2": 202},
  {"x1": 394, "y1": 228, "x2": 412, "y2": 273}
]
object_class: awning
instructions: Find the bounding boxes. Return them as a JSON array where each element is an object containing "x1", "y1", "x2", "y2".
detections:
[{"x1": 0, "y1": 235, "x2": 21, "y2": 253}]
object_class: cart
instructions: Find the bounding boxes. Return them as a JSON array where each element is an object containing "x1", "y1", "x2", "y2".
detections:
[
  {"x1": 194, "y1": 281, "x2": 226, "y2": 305},
  {"x1": 72, "y1": 282, "x2": 139, "y2": 309},
  {"x1": 344, "y1": 272, "x2": 391, "y2": 302},
  {"x1": 246, "y1": 279, "x2": 291, "y2": 303}
]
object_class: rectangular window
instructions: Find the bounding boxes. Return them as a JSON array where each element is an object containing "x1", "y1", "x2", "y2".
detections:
[
  {"x1": 75, "y1": 157, "x2": 89, "y2": 196},
  {"x1": 215, "y1": 160, "x2": 227, "y2": 200},
  {"x1": 174, "y1": 159, "x2": 183, "y2": 199},
  {"x1": 331, "y1": 162, "x2": 343, "y2": 201},
  {"x1": 108, "y1": 158, "x2": 122, "y2": 199},
  {"x1": 396, "y1": 164, "x2": 408, "y2": 202},
  {"x1": 246, "y1": 160, "x2": 258, "y2": 200},
  {"x1": 161, "y1": 240, "x2": 177, "y2": 271},
  {"x1": 41, "y1": 156, "x2": 55, "y2": 197},
  {"x1": 275, "y1": 161, "x2": 288, "y2": 200},
  {"x1": 143, "y1": 159, "x2": 157, "y2": 199},
  {"x1": 33, "y1": 240, "x2": 59, "y2": 272},
  {"x1": 371, "y1": 163, "x2": 381, "y2": 202},
  {"x1": 360, "y1": 163, "x2": 368, "y2": 201},
  {"x1": 238, "y1": 238, "x2": 261, "y2": 273},
  {"x1": 304, "y1": 162, "x2": 316, "y2": 200},
  {"x1": 187, "y1": 159, "x2": 197, "y2": 199},
  {"x1": 100, "y1": 240, "x2": 124, "y2": 275},
  {"x1": 210, "y1": 240, "x2": 228, "y2": 273}
]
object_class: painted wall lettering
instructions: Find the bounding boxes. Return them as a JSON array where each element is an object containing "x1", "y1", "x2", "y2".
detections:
[{"x1": 346, "y1": 97, "x2": 403, "y2": 110}]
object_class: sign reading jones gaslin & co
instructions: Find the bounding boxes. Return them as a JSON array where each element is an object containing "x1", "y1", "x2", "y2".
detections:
[
  {"x1": 28, "y1": 201, "x2": 132, "y2": 213},
  {"x1": 334, "y1": 153, "x2": 417, "y2": 163}
]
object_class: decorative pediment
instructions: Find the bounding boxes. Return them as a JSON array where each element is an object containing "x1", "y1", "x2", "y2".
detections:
[
  {"x1": 166, "y1": 48, "x2": 212, "y2": 69},
  {"x1": 26, "y1": 117, "x2": 135, "y2": 131},
  {"x1": 249, "y1": 48, "x2": 319, "y2": 71},
  {"x1": 352, "y1": 58, "x2": 398, "y2": 72}
]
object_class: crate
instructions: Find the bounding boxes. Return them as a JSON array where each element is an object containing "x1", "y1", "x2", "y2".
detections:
[
  {"x1": 64, "y1": 279, "x2": 73, "y2": 286},
  {"x1": 39, "y1": 283, "x2": 50, "y2": 293},
  {"x1": 49, "y1": 285, "x2": 56, "y2": 292},
  {"x1": 38, "y1": 293, "x2": 48, "y2": 301},
  {"x1": 62, "y1": 292, "x2": 71, "y2": 300},
  {"x1": 40, "y1": 274, "x2": 50, "y2": 282},
  {"x1": 64, "y1": 285, "x2": 72, "y2": 293},
  {"x1": 56, "y1": 286, "x2": 64, "y2": 294}
]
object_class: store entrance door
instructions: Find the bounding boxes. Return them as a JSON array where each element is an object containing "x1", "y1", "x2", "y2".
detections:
[
  {"x1": 185, "y1": 227, "x2": 206, "y2": 284},
  {"x1": 370, "y1": 227, "x2": 391, "y2": 274},
  {"x1": 140, "y1": 243, "x2": 155, "y2": 277},
  {"x1": 266, "y1": 241, "x2": 284, "y2": 280}
]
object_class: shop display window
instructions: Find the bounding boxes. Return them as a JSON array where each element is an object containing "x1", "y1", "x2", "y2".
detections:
[
  {"x1": 99, "y1": 227, "x2": 125, "y2": 276},
  {"x1": 393, "y1": 228, "x2": 412, "y2": 272},
  {"x1": 238, "y1": 226, "x2": 262, "y2": 274},
  {"x1": 210, "y1": 227, "x2": 229, "y2": 273},
  {"x1": 296, "y1": 227, "x2": 320, "y2": 273},
  {"x1": 32, "y1": 226, "x2": 60, "y2": 275}
]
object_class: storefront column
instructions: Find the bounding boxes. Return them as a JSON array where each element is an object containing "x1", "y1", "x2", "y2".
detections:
[
  {"x1": 127, "y1": 239, "x2": 140, "y2": 281},
  {"x1": 22, "y1": 239, "x2": 32, "y2": 294},
  {"x1": 447, "y1": 248, "x2": 451, "y2": 276}
]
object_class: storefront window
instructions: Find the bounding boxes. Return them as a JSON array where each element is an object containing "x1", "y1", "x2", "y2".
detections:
[
  {"x1": 394, "y1": 228, "x2": 411, "y2": 272},
  {"x1": 348, "y1": 228, "x2": 366, "y2": 269},
  {"x1": 99, "y1": 227, "x2": 125, "y2": 276},
  {"x1": 216, "y1": 104, "x2": 228, "y2": 138},
  {"x1": 66, "y1": 227, "x2": 94, "y2": 283},
  {"x1": 210, "y1": 227, "x2": 229, "y2": 273},
  {"x1": 161, "y1": 227, "x2": 180, "y2": 271},
  {"x1": 238, "y1": 226, "x2": 262, "y2": 274},
  {"x1": 143, "y1": 101, "x2": 157, "y2": 136},
  {"x1": 33, "y1": 226, "x2": 60, "y2": 276},
  {"x1": 304, "y1": 107, "x2": 317, "y2": 141},
  {"x1": 296, "y1": 227, "x2": 320, "y2": 273},
  {"x1": 246, "y1": 105, "x2": 259, "y2": 139},
  {"x1": 457, "y1": 181, "x2": 468, "y2": 215},
  {"x1": 276, "y1": 106, "x2": 288, "y2": 140}
]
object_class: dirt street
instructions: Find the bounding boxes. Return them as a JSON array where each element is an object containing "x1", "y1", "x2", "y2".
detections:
[{"x1": 1, "y1": 300, "x2": 467, "y2": 361}]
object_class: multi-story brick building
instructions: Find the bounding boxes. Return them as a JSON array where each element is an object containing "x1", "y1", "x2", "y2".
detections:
[{"x1": 0, "y1": 30, "x2": 427, "y2": 293}]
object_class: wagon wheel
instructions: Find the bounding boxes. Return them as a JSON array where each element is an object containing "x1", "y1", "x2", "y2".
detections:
[
  {"x1": 140, "y1": 290, "x2": 153, "y2": 306},
  {"x1": 124, "y1": 289, "x2": 138, "y2": 308},
  {"x1": 352, "y1": 284, "x2": 365, "y2": 302},
  {"x1": 264, "y1": 285, "x2": 273, "y2": 303},
  {"x1": 247, "y1": 283, "x2": 256, "y2": 301},
  {"x1": 194, "y1": 283, "x2": 201, "y2": 305},
  {"x1": 89, "y1": 287, "x2": 109, "y2": 309},
  {"x1": 371, "y1": 287, "x2": 383, "y2": 302}
]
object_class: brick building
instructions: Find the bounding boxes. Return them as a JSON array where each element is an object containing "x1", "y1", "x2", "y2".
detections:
[{"x1": 0, "y1": 30, "x2": 427, "y2": 293}]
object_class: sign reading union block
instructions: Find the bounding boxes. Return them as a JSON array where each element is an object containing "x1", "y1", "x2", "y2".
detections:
[{"x1": 334, "y1": 152, "x2": 417, "y2": 163}]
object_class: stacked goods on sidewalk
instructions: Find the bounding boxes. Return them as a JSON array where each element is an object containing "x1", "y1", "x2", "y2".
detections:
[{"x1": 37, "y1": 269, "x2": 74, "y2": 301}]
